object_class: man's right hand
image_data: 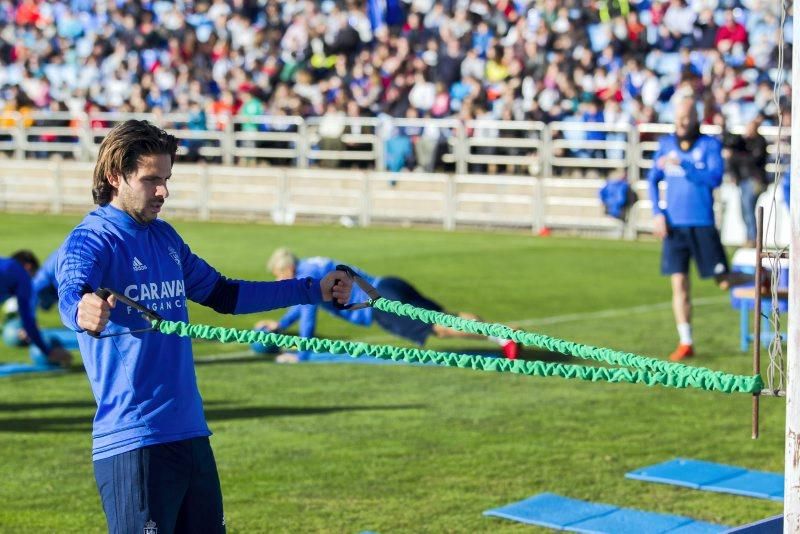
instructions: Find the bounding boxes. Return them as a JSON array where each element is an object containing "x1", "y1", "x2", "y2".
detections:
[
  {"x1": 653, "y1": 214, "x2": 668, "y2": 240},
  {"x1": 77, "y1": 292, "x2": 116, "y2": 334},
  {"x1": 657, "y1": 154, "x2": 680, "y2": 170}
]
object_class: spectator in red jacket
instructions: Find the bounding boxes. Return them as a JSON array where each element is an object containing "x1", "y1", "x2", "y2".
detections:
[{"x1": 715, "y1": 9, "x2": 748, "y2": 51}]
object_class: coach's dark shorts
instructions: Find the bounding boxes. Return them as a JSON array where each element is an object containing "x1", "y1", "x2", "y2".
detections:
[
  {"x1": 93, "y1": 437, "x2": 225, "y2": 534},
  {"x1": 373, "y1": 277, "x2": 443, "y2": 345},
  {"x1": 661, "y1": 225, "x2": 729, "y2": 278}
]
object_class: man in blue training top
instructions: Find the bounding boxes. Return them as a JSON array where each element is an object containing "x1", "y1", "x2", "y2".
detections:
[
  {"x1": 254, "y1": 248, "x2": 520, "y2": 363},
  {"x1": 56, "y1": 120, "x2": 352, "y2": 534},
  {"x1": 648, "y1": 96, "x2": 750, "y2": 362},
  {"x1": 0, "y1": 250, "x2": 72, "y2": 366}
]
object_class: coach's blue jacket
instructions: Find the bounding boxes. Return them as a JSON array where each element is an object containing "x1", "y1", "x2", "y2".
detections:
[{"x1": 647, "y1": 134, "x2": 723, "y2": 227}]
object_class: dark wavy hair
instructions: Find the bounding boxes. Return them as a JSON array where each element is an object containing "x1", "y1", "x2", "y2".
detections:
[{"x1": 92, "y1": 120, "x2": 178, "y2": 205}]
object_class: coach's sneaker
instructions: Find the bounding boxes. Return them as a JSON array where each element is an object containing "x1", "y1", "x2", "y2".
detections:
[
  {"x1": 502, "y1": 340, "x2": 520, "y2": 360},
  {"x1": 669, "y1": 344, "x2": 694, "y2": 362}
]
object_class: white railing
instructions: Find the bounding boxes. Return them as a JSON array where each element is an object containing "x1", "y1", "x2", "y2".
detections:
[
  {"x1": 0, "y1": 160, "x2": 628, "y2": 236},
  {"x1": 549, "y1": 121, "x2": 631, "y2": 174},
  {"x1": 1, "y1": 158, "x2": 789, "y2": 244},
  {"x1": 0, "y1": 112, "x2": 788, "y2": 181}
]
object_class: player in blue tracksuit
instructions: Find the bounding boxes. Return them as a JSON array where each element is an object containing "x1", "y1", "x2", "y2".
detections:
[
  {"x1": 647, "y1": 96, "x2": 749, "y2": 362},
  {"x1": 254, "y1": 248, "x2": 520, "y2": 363},
  {"x1": 3, "y1": 250, "x2": 61, "y2": 345},
  {"x1": 56, "y1": 120, "x2": 352, "y2": 534},
  {"x1": 0, "y1": 251, "x2": 72, "y2": 366}
]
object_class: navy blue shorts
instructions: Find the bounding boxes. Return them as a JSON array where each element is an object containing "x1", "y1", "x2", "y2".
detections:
[
  {"x1": 93, "y1": 437, "x2": 225, "y2": 534},
  {"x1": 373, "y1": 277, "x2": 443, "y2": 345},
  {"x1": 661, "y1": 225, "x2": 729, "y2": 278}
]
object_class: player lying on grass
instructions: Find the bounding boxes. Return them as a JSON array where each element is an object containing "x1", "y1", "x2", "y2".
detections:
[{"x1": 253, "y1": 248, "x2": 520, "y2": 363}]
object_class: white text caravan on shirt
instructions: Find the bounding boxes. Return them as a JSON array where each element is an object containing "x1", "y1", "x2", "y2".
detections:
[{"x1": 123, "y1": 280, "x2": 187, "y2": 314}]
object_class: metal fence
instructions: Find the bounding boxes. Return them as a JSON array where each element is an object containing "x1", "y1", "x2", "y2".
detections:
[{"x1": 0, "y1": 111, "x2": 788, "y2": 179}]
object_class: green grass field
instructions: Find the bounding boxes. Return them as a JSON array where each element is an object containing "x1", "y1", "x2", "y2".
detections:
[{"x1": 0, "y1": 211, "x2": 785, "y2": 533}]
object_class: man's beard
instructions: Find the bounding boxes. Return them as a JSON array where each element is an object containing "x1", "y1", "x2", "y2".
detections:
[{"x1": 677, "y1": 125, "x2": 700, "y2": 147}]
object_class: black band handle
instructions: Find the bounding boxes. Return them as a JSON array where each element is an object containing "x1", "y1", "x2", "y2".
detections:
[
  {"x1": 86, "y1": 288, "x2": 112, "y2": 338},
  {"x1": 332, "y1": 264, "x2": 356, "y2": 310}
]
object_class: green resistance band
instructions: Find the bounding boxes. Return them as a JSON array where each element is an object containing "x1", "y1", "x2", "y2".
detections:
[
  {"x1": 157, "y1": 313, "x2": 762, "y2": 395},
  {"x1": 374, "y1": 298, "x2": 706, "y2": 374}
]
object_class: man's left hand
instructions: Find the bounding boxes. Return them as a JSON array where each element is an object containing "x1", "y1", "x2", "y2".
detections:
[{"x1": 320, "y1": 271, "x2": 353, "y2": 304}]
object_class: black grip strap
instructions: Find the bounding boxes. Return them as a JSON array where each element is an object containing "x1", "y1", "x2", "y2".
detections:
[
  {"x1": 332, "y1": 264, "x2": 381, "y2": 311},
  {"x1": 85, "y1": 288, "x2": 163, "y2": 339},
  {"x1": 86, "y1": 289, "x2": 112, "y2": 338}
]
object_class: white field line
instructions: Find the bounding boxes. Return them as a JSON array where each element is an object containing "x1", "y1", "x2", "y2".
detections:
[{"x1": 508, "y1": 295, "x2": 728, "y2": 328}]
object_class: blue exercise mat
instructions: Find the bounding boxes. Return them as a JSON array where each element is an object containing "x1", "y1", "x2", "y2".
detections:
[
  {"x1": 483, "y1": 493, "x2": 727, "y2": 533},
  {"x1": 626, "y1": 459, "x2": 783, "y2": 502},
  {"x1": 0, "y1": 362, "x2": 64, "y2": 377}
]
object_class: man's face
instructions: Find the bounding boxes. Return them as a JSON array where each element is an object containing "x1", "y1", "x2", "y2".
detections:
[
  {"x1": 109, "y1": 153, "x2": 171, "y2": 225},
  {"x1": 674, "y1": 101, "x2": 697, "y2": 138}
]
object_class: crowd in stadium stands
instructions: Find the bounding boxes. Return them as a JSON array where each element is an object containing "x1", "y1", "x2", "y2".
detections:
[{"x1": 0, "y1": 0, "x2": 792, "y2": 171}]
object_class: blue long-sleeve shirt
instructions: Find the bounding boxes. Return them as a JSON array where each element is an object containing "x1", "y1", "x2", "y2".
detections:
[
  {"x1": 56, "y1": 204, "x2": 323, "y2": 460},
  {"x1": 0, "y1": 257, "x2": 50, "y2": 355},
  {"x1": 647, "y1": 133, "x2": 723, "y2": 227}
]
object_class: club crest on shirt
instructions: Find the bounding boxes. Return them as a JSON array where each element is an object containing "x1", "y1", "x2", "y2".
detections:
[
  {"x1": 144, "y1": 520, "x2": 158, "y2": 534},
  {"x1": 168, "y1": 247, "x2": 181, "y2": 267}
]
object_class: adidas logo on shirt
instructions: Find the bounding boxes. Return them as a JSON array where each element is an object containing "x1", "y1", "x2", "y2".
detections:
[{"x1": 132, "y1": 257, "x2": 148, "y2": 271}]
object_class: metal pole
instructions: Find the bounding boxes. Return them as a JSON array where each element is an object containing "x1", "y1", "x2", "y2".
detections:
[
  {"x1": 784, "y1": 7, "x2": 800, "y2": 527},
  {"x1": 753, "y1": 207, "x2": 763, "y2": 439}
]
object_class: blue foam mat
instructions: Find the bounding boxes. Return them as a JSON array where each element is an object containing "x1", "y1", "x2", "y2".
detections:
[
  {"x1": 626, "y1": 459, "x2": 783, "y2": 502},
  {"x1": 0, "y1": 362, "x2": 64, "y2": 377},
  {"x1": 484, "y1": 493, "x2": 727, "y2": 533},
  {"x1": 485, "y1": 493, "x2": 617, "y2": 530}
]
